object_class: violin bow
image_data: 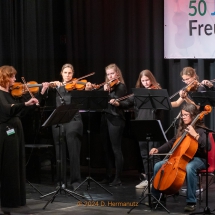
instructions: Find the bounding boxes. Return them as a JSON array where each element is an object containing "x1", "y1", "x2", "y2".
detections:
[{"x1": 21, "y1": 77, "x2": 39, "y2": 106}]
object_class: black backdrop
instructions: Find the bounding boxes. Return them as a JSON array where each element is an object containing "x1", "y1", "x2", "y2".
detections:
[{"x1": 0, "y1": 0, "x2": 215, "y2": 169}]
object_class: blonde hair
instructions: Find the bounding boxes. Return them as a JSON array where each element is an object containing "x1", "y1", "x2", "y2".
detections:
[
  {"x1": 60, "y1": 63, "x2": 74, "y2": 75},
  {"x1": 135, "y1": 69, "x2": 161, "y2": 89},
  {"x1": 105, "y1": 64, "x2": 125, "y2": 84},
  {"x1": 0, "y1": 65, "x2": 17, "y2": 88},
  {"x1": 180, "y1": 67, "x2": 199, "y2": 80}
]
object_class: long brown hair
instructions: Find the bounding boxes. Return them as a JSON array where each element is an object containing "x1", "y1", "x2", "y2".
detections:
[
  {"x1": 135, "y1": 69, "x2": 161, "y2": 89},
  {"x1": 0, "y1": 66, "x2": 17, "y2": 88},
  {"x1": 176, "y1": 103, "x2": 204, "y2": 138},
  {"x1": 105, "y1": 64, "x2": 125, "y2": 84}
]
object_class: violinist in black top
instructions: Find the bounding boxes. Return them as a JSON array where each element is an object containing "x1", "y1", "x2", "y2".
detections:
[
  {"x1": 171, "y1": 67, "x2": 214, "y2": 108},
  {"x1": 51, "y1": 63, "x2": 83, "y2": 190},
  {"x1": 86, "y1": 63, "x2": 128, "y2": 186},
  {"x1": 111, "y1": 70, "x2": 164, "y2": 189}
]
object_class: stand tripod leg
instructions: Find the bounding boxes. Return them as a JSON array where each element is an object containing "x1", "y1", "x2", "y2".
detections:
[
  {"x1": 150, "y1": 194, "x2": 170, "y2": 213},
  {"x1": 64, "y1": 188, "x2": 85, "y2": 199},
  {"x1": 127, "y1": 193, "x2": 148, "y2": 214},
  {"x1": 42, "y1": 186, "x2": 85, "y2": 210},
  {"x1": 40, "y1": 190, "x2": 58, "y2": 199},
  {"x1": 43, "y1": 187, "x2": 60, "y2": 209},
  {"x1": 27, "y1": 180, "x2": 43, "y2": 195},
  {"x1": 74, "y1": 176, "x2": 113, "y2": 195}
]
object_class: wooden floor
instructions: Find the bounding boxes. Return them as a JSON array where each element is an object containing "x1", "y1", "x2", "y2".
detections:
[{"x1": 1, "y1": 167, "x2": 215, "y2": 215}]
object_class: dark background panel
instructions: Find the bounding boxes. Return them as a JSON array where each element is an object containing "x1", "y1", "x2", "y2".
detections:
[{"x1": 1, "y1": 0, "x2": 214, "y2": 171}]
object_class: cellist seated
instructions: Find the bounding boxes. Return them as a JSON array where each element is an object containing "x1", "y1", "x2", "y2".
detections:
[{"x1": 149, "y1": 103, "x2": 211, "y2": 212}]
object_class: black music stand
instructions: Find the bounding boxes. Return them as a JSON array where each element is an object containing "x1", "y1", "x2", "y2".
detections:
[
  {"x1": 40, "y1": 104, "x2": 85, "y2": 209},
  {"x1": 189, "y1": 93, "x2": 215, "y2": 215},
  {"x1": 68, "y1": 91, "x2": 112, "y2": 195},
  {"x1": 128, "y1": 89, "x2": 171, "y2": 214},
  {"x1": 132, "y1": 88, "x2": 172, "y2": 111},
  {"x1": 190, "y1": 92, "x2": 215, "y2": 107},
  {"x1": 127, "y1": 120, "x2": 170, "y2": 213}
]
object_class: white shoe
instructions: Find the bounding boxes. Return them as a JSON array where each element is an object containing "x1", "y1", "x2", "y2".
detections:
[
  {"x1": 181, "y1": 187, "x2": 203, "y2": 195},
  {"x1": 135, "y1": 180, "x2": 148, "y2": 189}
]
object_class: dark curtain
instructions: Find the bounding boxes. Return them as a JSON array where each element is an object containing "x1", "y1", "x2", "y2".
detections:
[{"x1": 0, "y1": 0, "x2": 214, "y2": 135}]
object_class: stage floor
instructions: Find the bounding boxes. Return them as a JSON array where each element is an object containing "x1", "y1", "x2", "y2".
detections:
[{"x1": 1, "y1": 168, "x2": 215, "y2": 215}]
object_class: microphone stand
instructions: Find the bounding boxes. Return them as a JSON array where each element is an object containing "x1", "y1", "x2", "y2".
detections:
[{"x1": 165, "y1": 112, "x2": 181, "y2": 135}]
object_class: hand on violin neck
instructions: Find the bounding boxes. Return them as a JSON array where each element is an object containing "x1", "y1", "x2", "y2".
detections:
[
  {"x1": 85, "y1": 82, "x2": 93, "y2": 91},
  {"x1": 41, "y1": 82, "x2": 49, "y2": 94},
  {"x1": 104, "y1": 83, "x2": 110, "y2": 91},
  {"x1": 179, "y1": 90, "x2": 187, "y2": 99},
  {"x1": 109, "y1": 99, "x2": 119, "y2": 106}
]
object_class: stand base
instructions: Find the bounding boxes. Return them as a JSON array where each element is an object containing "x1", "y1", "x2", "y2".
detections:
[
  {"x1": 27, "y1": 180, "x2": 43, "y2": 195},
  {"x1": 40, "y1": 184, "x2": 85, "y2": 209},
  {"x1": 127, "y1": 193, "x2": 170, "y2": 214},
  {"x1": 74, "y1": 176, "x2": 113, "y2": 195}
]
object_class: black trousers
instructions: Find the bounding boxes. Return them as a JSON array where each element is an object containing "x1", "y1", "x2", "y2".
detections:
[
  {"x1": 52, "y1": 118, "x2": 83, "y2": 185},
  {"x1": 100, "y1": 113, "x2": 125, "y2": 178}
]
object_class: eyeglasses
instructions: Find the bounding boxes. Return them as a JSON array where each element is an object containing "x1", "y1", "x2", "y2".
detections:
[
  {"x1": 182, "y1": 77, "x2": 191, "y2": 82},
  {"x1": 180, "y1": 114, "x2": 190, "y2": 118}
]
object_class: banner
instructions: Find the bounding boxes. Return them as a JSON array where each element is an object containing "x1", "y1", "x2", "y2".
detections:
[{"x1": 164, "y1": 0, "x2": 215, "y2": 59}]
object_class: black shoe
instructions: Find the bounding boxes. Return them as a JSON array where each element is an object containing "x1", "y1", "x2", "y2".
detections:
[
  {"x1": 99, "y1": 176, "x2": 111, "y2": 185},
  {"x1": 184, "y1": 203, "x2": 196, "y2": 212},
  {"x1": 109, "y1": 178, "x2": 122, "y2": 187}
]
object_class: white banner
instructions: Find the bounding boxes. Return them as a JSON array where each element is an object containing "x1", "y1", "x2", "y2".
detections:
[{"x1": 164, "y1": 0, "x2": 215, "y2": 59}]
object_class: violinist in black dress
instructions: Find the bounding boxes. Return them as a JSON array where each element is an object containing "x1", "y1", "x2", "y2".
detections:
[{"x1": 0, "y1": 65, "x2": 48, "y2": 208}]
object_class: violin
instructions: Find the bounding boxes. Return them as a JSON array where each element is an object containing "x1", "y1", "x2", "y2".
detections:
[
  {"x1": 90, "y1": 77, "x2": 119, "y2": 90},
  {"x1": 64, "y1": 72, "x2": 95, "y2": 91},
  {"x1": 149, "y1": 84, "x2": 161, "y2": 89},
  {"x1": 153, "y1": 105, "x2": 212, "y2": 195},
  {"x1": 10, "y1": 81, "x2": 56, "y2": 97},
  {"x1": 169, "y1": 79, "x2": 199, "y2": 100}
]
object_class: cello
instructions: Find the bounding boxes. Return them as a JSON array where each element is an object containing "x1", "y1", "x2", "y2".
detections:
[{"x1": 153, "y1": 105, "x2": 212, "y2": 195}]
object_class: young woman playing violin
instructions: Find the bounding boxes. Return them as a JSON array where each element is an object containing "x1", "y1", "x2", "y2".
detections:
[
  {"x1": 149, "y1": 103, "x2": 211, "y2": 212},
  {"x1": 171, "y1": 67, "x2": 214, "y2": 108},
  {"x1": 109, "y1": 69, "x2": 164, "y2": 189},
  {"x1": 0, "y1": 65, "x2": 48, "y2": 208},
  {"x1": 86, "y1": 63, "x2": 128, "y2": 186},
  {"x1": 51, "y1": 63, "x2": 83, "y2": 190}
]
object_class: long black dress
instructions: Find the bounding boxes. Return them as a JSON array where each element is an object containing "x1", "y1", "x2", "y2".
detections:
[{"x1": 0, "y1": 90, "x2": 26, "y2": 208}]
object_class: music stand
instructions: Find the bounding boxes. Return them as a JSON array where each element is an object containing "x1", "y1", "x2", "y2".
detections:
[
  {"x1": 132, "y1": 88, "x2": 172, "y2": 111},
  {"x1": 68, "y1": 91, "x2": 112, "y2": 195},
  {"x1": 190, "y1": 92, "x2": 215, "y2": 107},
  {"x1": 127, "y1": 120, "x2": 170, "y2": 213},
  {"x1": 189, "y1": 93, "x2": 215, "y2": 215},
  {"x1": 40, "y1": 103, "x2": 85, "y2": 209},
  {"x1": 128, "y1": 89, "x2": 171, "y2": 214}
]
